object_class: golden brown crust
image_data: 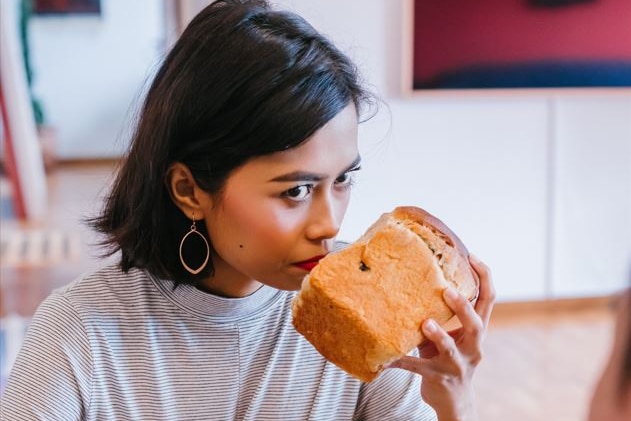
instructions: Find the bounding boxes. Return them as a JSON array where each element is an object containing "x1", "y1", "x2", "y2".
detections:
[
  {"x1": 291, "y1": 206, "x2": 480, "y2": 382},
  {"x1": 393, "y1": 206, "x2": 465, "y2": 256},
  {"x1": 393, "y1": 206, "x2": 480, "y2": 302}
]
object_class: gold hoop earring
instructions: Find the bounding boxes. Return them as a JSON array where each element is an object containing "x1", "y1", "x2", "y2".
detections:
[{"x1": 179, "y1": 214, "x2": 210, "y2": 275}]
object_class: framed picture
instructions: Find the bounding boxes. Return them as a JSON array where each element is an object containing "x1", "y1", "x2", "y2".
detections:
[
  {"x1": 403, "y1": 0, "x2": 631, "y2": 93},
  {"x1": 33, "y1": 0, "x2": 101, "y2": 15}
]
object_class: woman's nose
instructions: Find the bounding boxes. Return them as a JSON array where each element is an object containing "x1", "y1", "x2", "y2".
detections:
[{"x1": 305, "y1": 195, "x2": 343, "y2": 241}]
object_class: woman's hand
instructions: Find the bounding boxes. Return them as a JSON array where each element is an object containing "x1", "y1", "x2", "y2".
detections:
[{"x1": 386, "y1": 254, "x2": 496, "y2": 421}]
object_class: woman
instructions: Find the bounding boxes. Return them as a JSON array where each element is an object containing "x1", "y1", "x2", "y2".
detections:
[{"x1": 1, "y1": 1, "x2": 494, "y2": 419}]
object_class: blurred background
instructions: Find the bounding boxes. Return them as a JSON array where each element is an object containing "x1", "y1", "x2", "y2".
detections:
[{"x1": 1, "y1": 1, "x2": 629, "y2": 420}]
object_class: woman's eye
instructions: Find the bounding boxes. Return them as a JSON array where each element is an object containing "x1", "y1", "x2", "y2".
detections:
[
  {"x1": 283, "y1": 184, "x2": 313, "y2": 201},
  {"x1": 335, "y1": 172, "x2": 355, "y2": 188}
]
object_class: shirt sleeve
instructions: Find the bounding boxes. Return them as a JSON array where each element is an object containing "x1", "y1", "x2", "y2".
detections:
[
  {"x1": 1, "y1": 293, "x2": 93, "y2": 420},
  {"x1": 353, "y1": 351, "x2": 438, "y2": 421}
]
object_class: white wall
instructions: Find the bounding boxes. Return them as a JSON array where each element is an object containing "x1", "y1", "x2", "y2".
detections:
[
  {"x1": 30, "y1": 0, "x2": 165, "y2": 159},
  {"x1": 551, "y1": 98, "x2": 631, "y2": 298}
]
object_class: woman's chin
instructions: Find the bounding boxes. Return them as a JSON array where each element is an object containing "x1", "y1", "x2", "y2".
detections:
[{"x1": 260, "y1": 273, "x2": 306, "y2": 292}]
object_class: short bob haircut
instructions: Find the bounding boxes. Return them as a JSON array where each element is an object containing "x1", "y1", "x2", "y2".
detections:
[{"x1": 91, "y1": 0, "x2": 375, "y2": 286}]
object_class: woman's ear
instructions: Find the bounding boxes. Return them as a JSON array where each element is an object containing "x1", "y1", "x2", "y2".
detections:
[{"x1": 166, "y1": 162, "x2": 210, "y2": 219}]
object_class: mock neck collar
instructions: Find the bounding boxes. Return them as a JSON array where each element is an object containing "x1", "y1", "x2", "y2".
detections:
[{"x1": 149, "y1": 272, "x2": 284, "y2": 323}]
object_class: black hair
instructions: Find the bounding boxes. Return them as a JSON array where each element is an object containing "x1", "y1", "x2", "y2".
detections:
[{"x1": 89, "y1": 0, "x2": 375, "y2": 286}]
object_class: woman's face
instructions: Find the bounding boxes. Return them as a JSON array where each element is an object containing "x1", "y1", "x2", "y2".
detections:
[
  {"x1": 198, "y1": 104, "x2": 359, "y2": 297},
  {"x1": 588, "y1": 290, "x2": 631, "y2": 421}
]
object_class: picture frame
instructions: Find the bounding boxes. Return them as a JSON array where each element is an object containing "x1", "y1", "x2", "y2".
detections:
[
  {"x1": 32, "y1": 0, "x2": 101, "y2": 15},
  {"x1": 403, "y1": 0, "x2": 631, "y2": 94}
]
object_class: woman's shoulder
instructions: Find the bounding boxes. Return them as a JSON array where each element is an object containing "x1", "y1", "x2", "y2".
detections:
[
  {"x1": 54, "y1": 263, "x2": 144, "y2": 292},
  {"x1": 46, "y1": 264, "x2": 153, "y2": 312}
]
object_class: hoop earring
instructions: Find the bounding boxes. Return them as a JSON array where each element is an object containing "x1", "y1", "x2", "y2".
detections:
[{"x1": 179, "y1": 214, "x2": 210, "y2": 275}]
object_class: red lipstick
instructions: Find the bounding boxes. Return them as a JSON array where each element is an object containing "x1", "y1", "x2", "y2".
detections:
[{"x1": 294, "y1": 255, "x2": 326, "y2": 271}]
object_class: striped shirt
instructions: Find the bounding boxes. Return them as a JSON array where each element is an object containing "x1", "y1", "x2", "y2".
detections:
[{"x1": 1, "y1": 264, "x2": 437, "y2": 420}]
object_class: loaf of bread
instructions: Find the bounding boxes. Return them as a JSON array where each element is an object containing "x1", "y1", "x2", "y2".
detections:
[{"x1": 291, "y1": 206, "x2": 479, "y2": 382}]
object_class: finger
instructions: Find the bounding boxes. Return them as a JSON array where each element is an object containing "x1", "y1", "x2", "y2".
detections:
[
  {"x1": 385, "y1": 355, "x2": 433, "y2": 377},
  {"x1": 421, "y1": 319, "x2": 458, "y2": 359},
  {"x1": 469, "y1": 254, "x2": 496, "y2": 326},
  {"x1": 443, "y1": 287, "x2": 483, "y2": 341},
  {"x1": 419, "y1": 328, "x2": 461, "y2": 359}
]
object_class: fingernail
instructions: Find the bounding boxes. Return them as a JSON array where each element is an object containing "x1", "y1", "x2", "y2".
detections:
[
  {"x1": 424, "y1": 319, "x2": 437, "y2": 333},
  {"x1": 444, "y1": 287, "x2": 459, "y2": 303}
]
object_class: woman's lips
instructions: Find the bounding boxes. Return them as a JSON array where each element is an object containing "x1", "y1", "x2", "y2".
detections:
[{"x1": 294, "y1": 255, "x2": 326, "y2": 271}]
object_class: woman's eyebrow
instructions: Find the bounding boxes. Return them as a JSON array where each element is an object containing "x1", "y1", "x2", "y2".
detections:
[
  {"x1": 343, "y1": 155, "x2": 362, "y2": 172},
  {"x1": 268, "y1": 155, "x2": 362, "y2": 183}
]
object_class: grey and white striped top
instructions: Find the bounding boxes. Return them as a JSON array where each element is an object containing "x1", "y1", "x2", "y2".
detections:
[{"x1": 1, "y1": 265, "x2": 437, "y2": 420}]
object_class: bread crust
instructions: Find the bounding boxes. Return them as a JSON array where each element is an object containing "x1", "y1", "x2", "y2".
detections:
[{"x1": 292, "y1": 206, "x2": 479, "y2": 382}]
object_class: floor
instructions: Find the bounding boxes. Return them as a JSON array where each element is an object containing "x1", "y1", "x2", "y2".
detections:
[{"x1": 0, "y1": 161, "x2": 616, "y2": 420}]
